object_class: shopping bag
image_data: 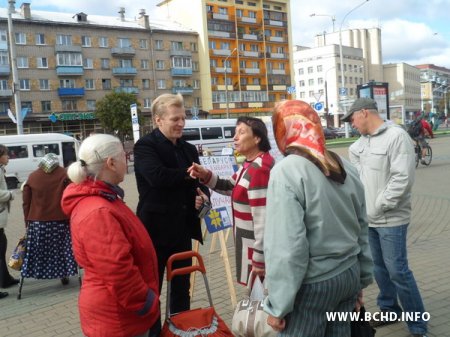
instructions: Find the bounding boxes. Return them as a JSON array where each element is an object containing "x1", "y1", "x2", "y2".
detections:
[
  {"x1": 351, "y1": 306, "x2": 376, "y2": 337},
  {"x1": 8, "y1": 236, "x2": 26, "y2": 271},
  {"x1": 231, "y1": 273, "x2": 276, "y2": 337}
]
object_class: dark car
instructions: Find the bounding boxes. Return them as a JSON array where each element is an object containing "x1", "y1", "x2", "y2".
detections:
[
  {"x1": 335, "y1": 126, "x2": 359, "y2": 138},
  {"x1": 323, "y1": 127, "x2": 339, "y2": 139}
]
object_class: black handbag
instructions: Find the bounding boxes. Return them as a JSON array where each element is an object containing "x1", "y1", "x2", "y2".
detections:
[{"x1": 351, "y1": 306, "x2": 376, "y2": 337}]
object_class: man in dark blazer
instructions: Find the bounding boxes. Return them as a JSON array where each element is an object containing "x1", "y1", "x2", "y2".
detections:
[{"x1": 134, "y1": 93, "x2": 210, "y2": 320}]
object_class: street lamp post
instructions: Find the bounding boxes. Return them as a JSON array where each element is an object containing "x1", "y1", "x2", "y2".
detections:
[
  {"x1": 339, "y1": 0, "x2": 369, "y2": 138},
  {"x1": 309, "y1": 13, "x2": 336, "y2": 32},
  {"x1": 224, "y1": 47, "x2": 237, "y2": 119}
]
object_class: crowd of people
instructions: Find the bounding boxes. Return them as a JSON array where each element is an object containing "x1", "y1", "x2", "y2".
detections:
[{"x1": 0, "y1": 95, "x2": 429, "y2": 337}]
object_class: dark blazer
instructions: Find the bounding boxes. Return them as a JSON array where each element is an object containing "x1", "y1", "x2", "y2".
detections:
[{"x1": 134, "y1": 128, "x2": 209, "y2": 248}]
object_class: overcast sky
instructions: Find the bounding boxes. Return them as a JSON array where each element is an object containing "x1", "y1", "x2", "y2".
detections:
[{"x1": 2, "y1": 0, "x2": 450, "y2": 69}]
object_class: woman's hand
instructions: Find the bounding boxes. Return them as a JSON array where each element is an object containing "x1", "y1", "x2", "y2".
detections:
[
  {"x1": 267, "y1": 315, "x2": 286, "y2": 332},
  {"x1": 187, "y1": 163, "x2": 208, "y2": 181},
  {"x1": 195, "y1": 187, "x2": 209, "y2": 210},
  {"x1": 355, "y1": 290, "x2": 364, "y2": 311}
]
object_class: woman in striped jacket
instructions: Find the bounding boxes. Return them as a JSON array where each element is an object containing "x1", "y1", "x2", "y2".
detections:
[{"x1": 188, "y1": 117, "x2": 275, "y2": 285}]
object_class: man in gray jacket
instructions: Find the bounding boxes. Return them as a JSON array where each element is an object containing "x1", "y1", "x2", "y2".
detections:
[{"x1": 344, "y1": 98, "x2": 427, "y2": 337}]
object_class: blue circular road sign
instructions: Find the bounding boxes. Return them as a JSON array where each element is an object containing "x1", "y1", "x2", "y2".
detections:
[{"x1": 314, "y1": 102, "x2": 323, "y2": 111}]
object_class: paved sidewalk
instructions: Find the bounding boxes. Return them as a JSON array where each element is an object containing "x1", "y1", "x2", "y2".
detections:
[{"x1": 1, "y1": 138, "x2": 450, "y2": 336}]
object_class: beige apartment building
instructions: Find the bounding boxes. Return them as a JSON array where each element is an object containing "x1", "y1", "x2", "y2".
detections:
[
  {"x1": 416, "y1": 64, "x2": 450, "y2": 116},
  {"x1": 157, "y1": 0, "x2": 295, "y2": 117},
  {"x1": 0, "y1": 3, "x2": 201, "y2": 137}
]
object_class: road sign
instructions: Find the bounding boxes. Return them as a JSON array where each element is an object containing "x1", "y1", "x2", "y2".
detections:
[
  {"x1": 287, "y1": 86, "x2": 296, "y2": 94},
  {"x1": 314, "y1": 102, "x2": 324, "y2": 111},
  {"x1": 339, "y1": 87, "x2": 348, "y2": 96}
]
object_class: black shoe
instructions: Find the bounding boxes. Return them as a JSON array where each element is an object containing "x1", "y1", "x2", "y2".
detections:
[
  {"x1": 1, "y1": 277, "x2": 19, "y2": 288},
  {"x1": 369, "y1": 310, "x2": 401, "y2": 328},
  {"x1": 61, "y1": 277, "x2": 70, "y2": 285},
  {"x1": 0, "y1": 291, "x2": 8, "y2": 299}
]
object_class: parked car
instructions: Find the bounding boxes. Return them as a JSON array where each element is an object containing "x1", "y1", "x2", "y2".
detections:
[
  {"x1": 335, "y1": 126, "x2": 360, "y2": 138},
  {"x1": 322, "y1": 127, "x2": 339, "y2": 139}
]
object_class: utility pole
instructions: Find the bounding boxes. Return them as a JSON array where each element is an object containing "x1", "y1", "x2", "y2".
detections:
[{"x1": 7, "y1": 0, "x2": 23, "y2": 134}]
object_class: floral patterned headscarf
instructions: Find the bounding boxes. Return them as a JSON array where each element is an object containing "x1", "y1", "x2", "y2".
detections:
[{"x1": 273, "y1": 100, "x2": 346, "y2": 183}]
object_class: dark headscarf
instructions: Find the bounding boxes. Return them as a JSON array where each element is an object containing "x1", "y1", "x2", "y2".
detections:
[{"x1": 272, "y1": 100, "x2": 346, "y2": 183}]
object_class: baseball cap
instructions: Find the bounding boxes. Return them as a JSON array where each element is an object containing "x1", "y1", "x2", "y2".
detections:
[{"x1": 341, "y1": 98, "x2": 378, "y2": 122}]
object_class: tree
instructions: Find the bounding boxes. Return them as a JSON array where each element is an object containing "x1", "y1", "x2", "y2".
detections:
[{"x1": 95, "y1": 92, "x2": 141, "y2": 141}]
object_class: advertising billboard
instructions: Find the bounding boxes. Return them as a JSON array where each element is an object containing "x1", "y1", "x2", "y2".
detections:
[{"x1": 357, "y1": 82, "x2": 390, "y2": 120}]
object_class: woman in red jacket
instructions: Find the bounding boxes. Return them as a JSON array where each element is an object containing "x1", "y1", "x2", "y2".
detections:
[{"x1": 61, "y1": 134, "x2": 159, "y2": 337}]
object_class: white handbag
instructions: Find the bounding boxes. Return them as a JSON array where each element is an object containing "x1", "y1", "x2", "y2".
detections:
[{"x1": 231, "y1": 273, "x2": 277, "y2": 337}]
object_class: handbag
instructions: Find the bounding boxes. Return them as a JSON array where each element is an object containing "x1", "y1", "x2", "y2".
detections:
[
  {"x1": 8, "y1": 236, "x2": 26, "y2": 271},
  {"x1": 231, "y1": 273, "x2": 277, "y2": 337},
  {"x1": 351, "y1": 306, "x2": 376, "y2": 337}
]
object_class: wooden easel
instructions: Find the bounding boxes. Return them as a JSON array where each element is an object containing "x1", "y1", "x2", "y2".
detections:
[{"x1": 191, "y1": 225, "x2": 237, "y2": 308}]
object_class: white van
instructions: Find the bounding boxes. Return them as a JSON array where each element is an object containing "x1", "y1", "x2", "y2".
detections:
[
  {"x1": 0, "y1": 133, "x2": 79, "y2": 189},
  {"x1": 183, "y1": 119, "x2": 237, "y2": 155}
]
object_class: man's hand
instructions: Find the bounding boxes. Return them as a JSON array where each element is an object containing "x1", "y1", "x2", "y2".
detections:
[{"x1": 267, "y1": 315, "x2": 286, "y2": 332}]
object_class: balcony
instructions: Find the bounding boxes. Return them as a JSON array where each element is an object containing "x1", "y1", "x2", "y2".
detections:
[
  {"x1": 264, "y1": 19, "x2": 286, "y2": 27},
  {"x1": 112, "y1": 67, "x2": 137, "y2": 76},
  {"x1": 269, "y1": 84, "x2": 287, "y2": 91},
  {"x1": 172, "y1": 86, "x2": 194, "y2": 95},
  {"x1": 55, "y1": 45, "x2": 82, "y2": 53},
  {"x1": 212, "y1": 13, "x2": 229, "y2": 20},
  {"x1": 241, "y1": 68, "x2": 260, "y2": 74},
  {"x1": 111, "y1": 47, "x2": 136, "y2": 56},
  {"x1": 214, "y1": 67, "x2": 232, "y2": 73},
  {"x1": 240, "y1": 16, "x2": 257, "y2": 24},
  {"x1": 0, "y1": 65, "x2": 10, "y2": 76},
  {"x1": 171, "y1": 68, "x2": 193, "y2": 76},
  {"x1": 170, "y1": 49, "x2": 192, "y2": 57},
  {"x1": 208, "y1": 31, "x2": 234, "y2": 39},
  {"x1": 269, "y1": 53, "x2": 286, "y2": 59},
  {"x1": 267, "y1": 69, "x2": 286, "y2": 75},
  {"x1": 241, "y1": 51, "x2": 259, "y2": 57},
  {"x1": 0, "y1": 89, "x2": 13, "y2": 97},
  {"x1": 114, "y1": 86, "x2": 139, "y2": 94},
  {"x1": 269, "y1": 36, "x2": 284, "y2": 43},
  {"x1": 0, "y1": 41, "x2": 8, "y2": 50},
  {"x1": 242, "y1": 33, "x2": 258, "y2": 40},
  {"x1": 212, "y1": 49, "x2": 234, "y2": 56},
  {"x1": 56, "y1": 66, "x2": 84, "y2": 76},
  {"x1": 57, "y1": 87, "x2": 85, "y2": 97}
]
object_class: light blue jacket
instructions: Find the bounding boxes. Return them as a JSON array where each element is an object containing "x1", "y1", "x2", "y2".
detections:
[
  {"x1": 349, "y1": 123, "x2": 415, "y2": 227},
  {"x1": 263, "y1": 154, "x2": 373, "y2": 319}
]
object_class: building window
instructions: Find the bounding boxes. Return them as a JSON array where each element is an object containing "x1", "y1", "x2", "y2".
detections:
[
  {"x1": 299, "y1": 92, "x2": 305, "y2": 98},
  {"x1": 20, "y1": 79, "x2": 30, "y2": 90},
  {"x1": 81, "y1": 36, "x2": 91, "y2": 47},
  {"x1": 17, "y1": 57, "x2": 28, "y2": 68},
  {"x1": 141, "y1": 59, "x2": 149, "y2": 69},
  {"x1": 218, "y1": 7, "x2": 228, "y2": 15},
  {"x1": 171, "y1": 41, "x2": 183, "y2": 51},
  {"x1": 190, "y1": 42, "x2": 198, "y2": 52},
  {"x1": 299, "y1": 80, "x2": 305, "y2": 87},
  {"x1": 118, "y1": 38, "x2": 131, "y2": 48},
  {"x1": 308, "y1": 79, "x2": 314, "y2": 86},
  {"x1": 142, "y1": 79, "x2": 150, "y2": 89},
  {"x1": 318, "y1": 77, "x2": 324, "y2": 85},
  {"x1": 39, "y1": 79, "x2": 49, "y2": 90},
  {"x1": 85, "y1": 79, "x2": 95, "y2": 90},
  {"x1": 157, "y1": 79, "x2": 166, "y2": 89},
  {"x1": 139, "y1": 39, "x2": 148, "y2": 49},
  {"x1": 22, "y1": 101, "x2": 33, "y2": 113},
  {"x1": 41, "y1": 101, "x2": 51, "y2": 112},
  {"x1": 56, "y1": 34, "x2": 72, "y2": 46},
  {"x1": 118, "y1": 59, "x2": 132, "y2": 68},
  {"x1": 192, "y1": 61, "x2": 199, "y2": 71},
  {"x1": 0, "y1": 51, "x2": 8, "y2": 66},
  {"x1": 195, "y1": 97, "x2": 201, "y2": 106},
  {"x1": 99, "y1": 36, "x2": 108, "y2": 47},
  {"x1": 60, "y1": 79, "x2": 76, "y2": 88},
  {"x1": 193, "y1": 80, "x2": 200, "y2": 89},
  {"x1": 307, "y1": 66, "x2": 313, "y2": 74},
  {"x1": 101, "y1": 58, "x2": 110, "y2": 69},
  {"x1": 248, "y1": 11, "x2": 256, "y2": 18},
  {"x1": 317, "y1": 65, "x2": 323, "y2": 72},
  {"x1": 62, "y1": 100, "x2": 77, "y2": 111},
  {"x1": 172, "y1": 56, "x2": 192, "y2": 68},
  {"x1": 156, "y1": 60, "x2": 165, "y2": 70},
  {"x1": 208, "y1": 41, "x2": 216, "y2": 49},
  {"x1": 155, "y1": 40, "x2": 163, "y2": 50},
  {"x1": 144, "y1": 98, "x2": 151, "y2": 108},
  {"x1": 87, "y1": 100, "x2": 96, "y2": 110},
  {"x1": 0, "y1": 80, "x2": 8, "y2": 90},
  {"x1": 15, "y1": 32, "x2": 26, "y2": 44},
  {"x1": 36, "y1": 33, "x2": 45, "y2": 45},
  {"x1": 211, "y1": 77, "x2": 218, "y2": 85},
  {"x1": 37, "y1": 57, "x2": 48, "y2": 68},
  {"x1": 57, "y1": 53, "x2": 82, "y2": 66},
  {"x1": 83, "y1": 58, "x2": 93, "y2": 69},
  {"x1": 102, "y1": 79, "x2": 111, "y2": 90},
  {"x1": 0, "y1": 30, "x2": 7, "y2": 42}
]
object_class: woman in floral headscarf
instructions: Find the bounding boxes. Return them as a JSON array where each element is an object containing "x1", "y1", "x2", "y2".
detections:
[
  {"x1": 263, "y1": 100, "x2": 373, "y2": 336},
  {"x1": 21, "y1": 153, "x2": 77, "y2": 288}
]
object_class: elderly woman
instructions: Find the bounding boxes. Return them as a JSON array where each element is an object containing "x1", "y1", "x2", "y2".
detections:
[
  {"x1": 263, "y1": 100, "x2": 373, "y2": 336},
  {"x1": 61, "y1": 134, "x2": 160, "y2": 337},
  {"x1": 0, "y1": 144, "x2": 17, "y2": 298},
  {"x1": 21, "y1": 153, "x2": 77, "y2": 286},
  {"x1": 188, "y1": 116, "x2": 275, "y2": 285}
]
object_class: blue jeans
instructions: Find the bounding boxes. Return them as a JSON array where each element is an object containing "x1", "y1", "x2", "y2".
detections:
[{"x1": 369, "y1": 225, "x2": 427, "y2": 334}]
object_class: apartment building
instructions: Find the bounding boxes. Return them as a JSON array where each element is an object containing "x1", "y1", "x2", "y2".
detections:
[
  {"x1": 157, "y1": 0, "x2": 295, "y2": 117},
  {"x1": 293, "y1": 44, "x2": 364, "y2": 127},
  {"x1": 383, "y1": 63, "x2": 421, "y2": 124},
  {"x1": 416, "y1": 64, "x2": 450, "y2": 115},
  {"x1": 0, "y1": 3, "x2": 201, "y2": 137}
]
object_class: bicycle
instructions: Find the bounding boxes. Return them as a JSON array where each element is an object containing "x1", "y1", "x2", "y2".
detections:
[{"x1": 414, "y1": 141, "x2": 432, "y2": 167}]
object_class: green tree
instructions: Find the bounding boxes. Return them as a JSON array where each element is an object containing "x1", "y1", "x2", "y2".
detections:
[{"x1": 95, "y1": 92, "x2": 141, "y2": 140}]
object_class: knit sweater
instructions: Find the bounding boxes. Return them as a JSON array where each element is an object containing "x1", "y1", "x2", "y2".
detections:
[{"x1": 205, "y1": 152, "x2": 275, "y2": 285}]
